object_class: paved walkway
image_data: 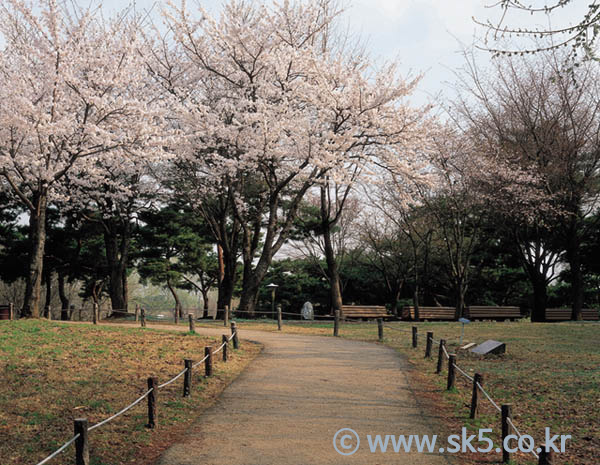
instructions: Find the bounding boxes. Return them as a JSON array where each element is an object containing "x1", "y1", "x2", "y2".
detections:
[{"x1": 147, "y1": 325, "x2": 453, "y2": 465}]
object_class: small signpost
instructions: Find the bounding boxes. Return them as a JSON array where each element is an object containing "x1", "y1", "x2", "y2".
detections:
[{"x1": 458, "y1": 317, "x2": 470, "y2": 345}]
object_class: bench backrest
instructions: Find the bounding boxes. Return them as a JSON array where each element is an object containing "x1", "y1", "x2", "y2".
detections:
[
  {"x1": 341, "y1": 305, "x2": 387, "y2": 318},
  {"x1": 465, "y1": 306, "x2": 521, "y2": 318},
  {"x1": 402, "y1": 306, "x2": 455, "y2": 320},
  {"x1": 545, "y1": 308, "x2": 599, "y2": 321}
]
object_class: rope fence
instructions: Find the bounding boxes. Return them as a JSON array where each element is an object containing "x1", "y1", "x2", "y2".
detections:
[
  {"x1": 376, "y1": 322, "x2": 545, "y2": 464},
  {"x1": 33, "y1": 324, "x2": 240, "y2": 465}
]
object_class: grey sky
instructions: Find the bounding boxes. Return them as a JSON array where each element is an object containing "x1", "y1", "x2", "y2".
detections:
[{"x1": 104, "y1": 0, "x2": 589, "y2": 106}]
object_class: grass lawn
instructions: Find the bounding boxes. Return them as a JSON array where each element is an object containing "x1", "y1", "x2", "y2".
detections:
[
  {"x1": 193, "y1": 317, "x2": 599, "y2": 465},
  {"x1": 0, "y1": 319, "x2": 261, "y2": 465}
]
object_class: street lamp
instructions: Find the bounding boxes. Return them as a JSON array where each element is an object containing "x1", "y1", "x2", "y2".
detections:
[{"x1": 266, "y1": 283, "x2": 279, "y2": 320}]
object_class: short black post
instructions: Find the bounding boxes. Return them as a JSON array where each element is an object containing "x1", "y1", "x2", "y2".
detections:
[
  {"x1": 183, "y1": 359, "x2": 193, "y2": 397},
  {"x1": 224, "y1": 305, "x2": 229, "y2": 327},
  {"x1": 470, "y1": 373, "x2": 483, "y2": 419},
  {"x1": 333, "y1": 310, "x2": 340, "y2": 337},
  {"x1": 222, "y1": 335, "x2": 228, "y2": 361},
  {"x1": 140, "y1": 308, "x2": 147, "y2": 328},
  {"x1": 9, "y1": 302, "x2": 14, "y2": 320},
  {"x1": 425, "y1": 331, "x2": 433, "y2": 358},
  {"x1": 93, "y1": 303, "x2": 98, "y2": 325},
  {"x1": 188, "y1": 314, "x2": 196, "y2": 333},
  {"x1": 74, "y1": 418, "x2": 89, "y2": 465},
  {"x1": 146, "y1": 377, "x2": 157, "y2": 429},
  {"x1": 204, "y1": 346, "x2": 213, "y2": 377},
  {"x1": 538, "y1": 444, "x2": 554, "y2": 465},
  {"x1": 277, "y1": 304, "x2": 282, "y2": 331},
  {"x1": 436, "y1": 339, "x2": 446, "y2": 374},
  {"x1": 231, "y1": 321, "x2": 239, "y2": 349},
  {"x1": 447, "y1": 354, "x2": 456, "y2": 390},
  {"x1": 501, "y1": 404, "x2": 513, "y2": 464},
  {"x1": 412, "y1": 326, "x2": 418, "y2": 348},
  {"x1": 377, "y1": 319, "x2": 384, "y2": 341}
]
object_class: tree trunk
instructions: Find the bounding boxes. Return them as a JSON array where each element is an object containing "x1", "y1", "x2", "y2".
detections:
[
  {"x1": 566, "y1": 231, "x2": 584, "y2": 321},
  {"x1": 531, "y1": 276, "x2": 548, "y2": 322},
  {"x1": 201, "y1": 289, "x2": 210, "y2": 318},
  {"x1": 237, "y1": 274, "x2": 261, "y2": 316},
  {"x1": 44, "y1": 269, "x2": 52, "y2": 311},
  {"x1": 103, "y1": 221, "x2": 130, "y2": 311},
  {"x1": 216, "y1": 252, "x2": 236, "y2": 318},
  {"x1": 322, "y1": 221, "x2": 343, "y2": 316},
  {"x1": 454, "y1": 280, "x2": 466, "y2": 320},
  {"x1": 22, "y1": 193, "x2": 48, "y2": 318},
  {"x1": 412, "y1": 284, "x2": 420, "y2": 321},
  {"x1": 167, "y1": 278, "x2": 182, "y2": 322},
  {"x1": 58, "y1": 272, "x2": 70, "y2": 321}
]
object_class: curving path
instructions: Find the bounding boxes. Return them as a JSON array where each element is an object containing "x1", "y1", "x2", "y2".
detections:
[{"x1": 144, "y1": 325, "x2": 454, "y2": 465}]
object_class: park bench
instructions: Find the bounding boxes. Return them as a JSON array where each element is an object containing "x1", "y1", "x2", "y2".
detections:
[
  {"x1": 465, "y1": 306, "x2": 522, "y2": 321},
  {"x1": 545, "y1": 308, "x2": 599, "y2": 321},
  {"x1": 340, "y1": 305, "x2": 388, "y2": 320},
  {"x1": 401, "y1": 306, "x2": 455, "y2": 321}
]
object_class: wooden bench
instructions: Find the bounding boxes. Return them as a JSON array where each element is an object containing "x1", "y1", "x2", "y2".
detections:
[
  {"x1": 340, "y1": 305, "x2": 388, "y2": 320},
  {"x1": 545, "y1": 308, "x2": 599, "y2": 321},
  {"x1": 402, "y1": 306, "x2": 455, "y2": 321},
  {"x1": 465, "y1": 306, "x2": 522, "y2": 321}
]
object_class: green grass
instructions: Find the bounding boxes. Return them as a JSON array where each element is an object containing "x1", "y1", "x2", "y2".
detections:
[{"x1": 0, "y1": 319, "x2": 260, "y2": 465}]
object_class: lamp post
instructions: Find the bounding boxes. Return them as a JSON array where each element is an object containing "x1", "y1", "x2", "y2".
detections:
[{"x1": 266, "y1": 283, "x2": 279, "y2": 320}]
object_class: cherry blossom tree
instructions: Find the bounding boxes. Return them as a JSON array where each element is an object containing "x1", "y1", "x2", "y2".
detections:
[
  {"x1": 0, "y1": 1, "x2": 172, "y2": 317},
  {"x1": 162, "y1": 0, "x2": 432, "y2": 314}
]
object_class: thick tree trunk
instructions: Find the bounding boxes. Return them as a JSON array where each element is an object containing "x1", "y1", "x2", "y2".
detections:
[
  {"x1": 531, "y1": 276, "x2": 548, "y2": 322},
  {"x1": 22, "y1": 193, "x2": 48, "y2": 318},
  {"x1": 58, "y1": 272, "x2": 70, "y2": 320},
  {"x1": 216, "y1": 250, "x2": 236, "y2": 318},
  {"x1": 237, "y1": 273, "x2": 261, "y2": 316},
  {"x1": 103, "y1": 221, "x2": 130, "y2": 311}
]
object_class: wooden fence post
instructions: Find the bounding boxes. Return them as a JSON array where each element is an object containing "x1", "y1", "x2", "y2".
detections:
[
  {"x1": 204, "y1": 346, "x2": 213, "y2": 377},
  {"x1": 377, "y1": 319, "x2": 384, "y2": 341},
  {"x1": 146, "y1": 377, "x2": 157, "y2": 429},
  {"x1": 231, "y1": 322, "x2": 239, "y2": 349},
  {"x1": 425, "y1": 331, "x2": 433, "y2": 358},
  {"x1": 447, "y1": 354, "x2": 456, "y2": 390},
  {"x1": 333, "y1": 310, "x2": 340, "y2": 337},
  {"x1": 436, "y1": 339, "x2": 446, "y2": 374},
  {"x1": 470, "y1": 373, "x2": 483, "y2": 419},
  {"x1": 183, "y1": 359, "x2": 193, "y2": 397},
  {"x1": 74, "y1": 418, "x2": 89, "y2": 465},
  {"x1": 140, "y1": 308, "x2": 147, "y2": 328},
  {"x1": 538, "y1": 444, "x2": 553, "y2": 465},
  {"x1": 135, "y1": 304, "x2": 139, "y2": 322},
  {"x1": 412, "y1": 326, "x2": 418, "y2": 348},
  {"x1": 501, "y1": 404, "x2": 513, "y2": 464},
  {"x1": 93, "y1": 303, "x2": 98, "y2": 325},
  {"x1": 221, "y1": 334, "x2": 229, "y2": 362},
  {"x1": 277, "y1": 304, "x2": 282, "y2": 331},
  {"x1": 188, "y1": 314, "x2": 196, "y2": 333},
  {"x1": 224, "y1": 305, "x2": 229, "y2": 327},
  {"x1": 9, "y1": 302, "x2": 14, "y2": 320}
]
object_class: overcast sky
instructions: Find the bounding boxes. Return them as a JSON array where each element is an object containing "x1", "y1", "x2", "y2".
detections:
[{"x1": 103, "y1": 0, "x2": 588, "y2": 106}]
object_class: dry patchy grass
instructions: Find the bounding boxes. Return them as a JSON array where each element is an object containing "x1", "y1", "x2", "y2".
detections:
[{"x1": 0, "y1": 319, "x2": 260, "y2": 465}]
